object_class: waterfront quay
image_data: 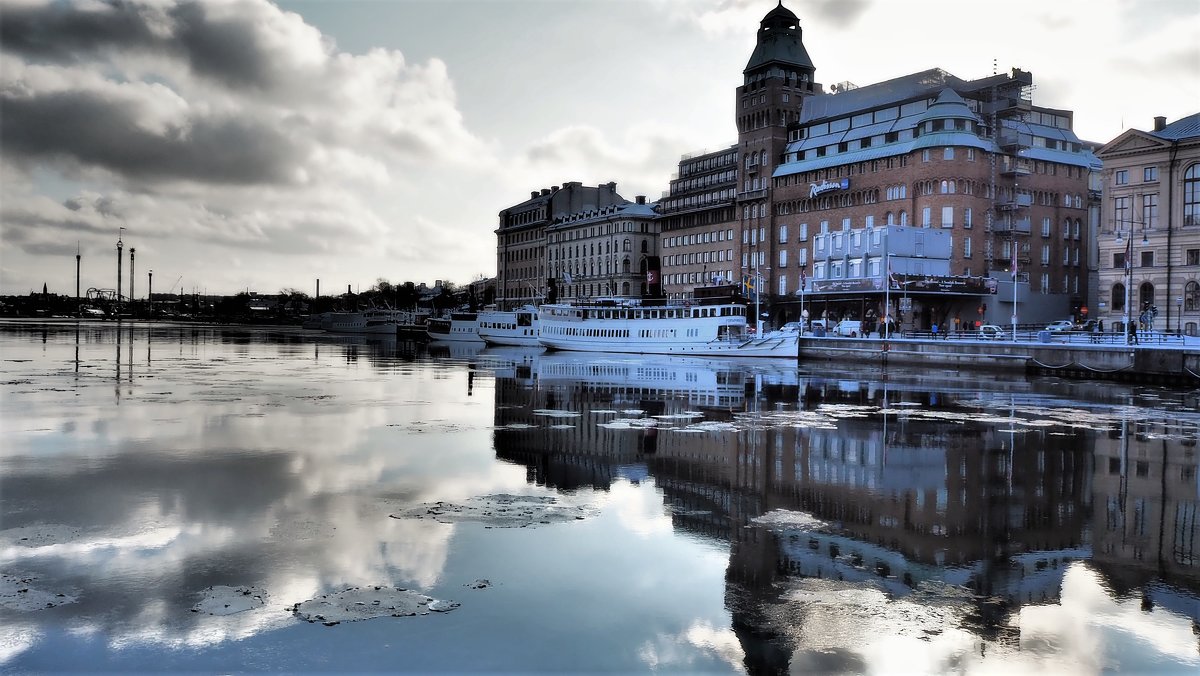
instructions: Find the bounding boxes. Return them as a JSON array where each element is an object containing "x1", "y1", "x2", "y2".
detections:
[{"x1": 800, "y1": 331, "x2": 1200, "y2": 385}]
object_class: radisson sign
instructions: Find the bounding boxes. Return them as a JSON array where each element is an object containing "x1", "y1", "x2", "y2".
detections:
[{"x1": 809, "y1": 178, "x2": 850, "y2": 199}]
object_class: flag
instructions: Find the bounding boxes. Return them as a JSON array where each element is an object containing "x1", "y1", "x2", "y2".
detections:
[
  {"x1": 563, "y1": 272, "x2": 574, "y2": 285},
  {"x1": 1012, "y1": 247, "x2": 1019, "y2": 280},
  {"x1": 1124, "y1": 237, "x2": 1133, "y2": 272},
  {"x1": 741, "y1": 274, "x2": 757, "y2": 300}
]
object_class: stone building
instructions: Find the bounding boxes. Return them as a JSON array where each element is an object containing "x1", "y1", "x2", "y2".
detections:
[{"x1": 1095, "y1": 113, "x2": 1200, "y2": 336}]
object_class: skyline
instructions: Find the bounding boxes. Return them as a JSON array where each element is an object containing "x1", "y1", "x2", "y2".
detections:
[{"x1": 2, "y1": 0, "x2": 1198, "y2": 297}]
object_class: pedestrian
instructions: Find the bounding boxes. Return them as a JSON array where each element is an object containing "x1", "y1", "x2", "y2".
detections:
[
  {"x1": 931, "y1": 322, "x2": 939, "y2": 339},
  {"x1": 1130, "y1": 320, "x2": 1139, "y2": 344}
]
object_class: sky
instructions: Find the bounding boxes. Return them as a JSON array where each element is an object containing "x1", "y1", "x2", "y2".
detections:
[{"x1": 2, "y1": 0, "x2": 1198, "y2": 297}]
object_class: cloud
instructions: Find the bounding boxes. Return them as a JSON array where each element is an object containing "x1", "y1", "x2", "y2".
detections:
[{"x1": 0, "y1": 0, "x2": 501, "y2": 293}]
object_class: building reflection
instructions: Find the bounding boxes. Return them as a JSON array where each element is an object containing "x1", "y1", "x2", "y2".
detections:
[
  {"x1": 488, "y1": 352, "x2": 1199, "y2": 672},
  {"x1": 1092, "y1": 413, "x2": 1200, "y2": 610}
]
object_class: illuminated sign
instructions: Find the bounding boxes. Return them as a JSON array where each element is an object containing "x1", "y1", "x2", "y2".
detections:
[{"x1": 809, "y1": 178, "x2": 850, "y2": 199}]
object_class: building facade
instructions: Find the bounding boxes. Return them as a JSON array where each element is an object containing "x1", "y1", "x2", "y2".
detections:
[
  {"x1": 496, "y1": 3, "x2": 1103, "y2": 330},
  {"x1": 546, "y1": 195, "x2": 658, "y2": 301},
  {"x1": 1095, "y1": 114, "x2": 1200, "y2": 336},
  {"x1": 496, "y1": 182, "x2": 628, "y2": 306}
]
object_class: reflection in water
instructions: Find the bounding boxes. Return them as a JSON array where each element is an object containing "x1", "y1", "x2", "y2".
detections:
[
  {"x1": 487, "y1": 350, "x2": 1200, "y2": 673},
  {"x1": 1, "y1": 323, "x2": 1197, "y2": 673}
]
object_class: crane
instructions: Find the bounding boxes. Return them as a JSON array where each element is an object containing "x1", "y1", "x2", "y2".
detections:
[{"x1": 168, "y1": 276, "x2": 183, "y2": 295}]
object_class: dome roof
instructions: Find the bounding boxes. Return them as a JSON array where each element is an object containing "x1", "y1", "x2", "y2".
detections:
[{"x1": 919, "y1": 88, "x2": 977, "y2": 122}]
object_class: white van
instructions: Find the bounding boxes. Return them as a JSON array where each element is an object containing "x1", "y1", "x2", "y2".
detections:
[{"x1": 833, "y1": 319, "x2": 862, "y2": 337}]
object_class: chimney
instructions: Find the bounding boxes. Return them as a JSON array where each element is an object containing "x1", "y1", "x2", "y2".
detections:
[
  {"x1": 541, "y1": 188, "x2": 550, "y2": 196},
  {"x1": 551, "y1": 185, "x2": 559, "y2": 191},
  {"x1": 531, "y1": 191, "x2": 539, "y2": 199},
  {"x1": 1153, "y1": 116, "x2": 1167, "y2": 131},
  {"x1": 636, "y1": 195, "x2": 646, "y2": 205}
]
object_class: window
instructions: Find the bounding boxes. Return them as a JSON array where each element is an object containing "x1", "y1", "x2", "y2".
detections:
[
  {"x1": 922, "y1": 149, "x2": 930, "y2": 162},
  {"x1": 1112, "y1": 283, "x2": 1125, "y2": 311},
  {"x1": 1141, "y1": 250, "x2": 1154, "y2": 267},
  {"x1": 1186, "y1": 281, "x2": 1199, "y2": 311},
  {"x1": 944, "y1": 147, "x2": 954, "y2": 160},
  {"x1": 779, "y1": 249, "x2": 787, "y2": 267},
  {"x1": 964, "y1": 237, "x2": 972, "y2": 258},
  {"x1": 963, "y1": 208, "x2": 972, "y2": 229},
  {"x1": 1143, "y1": 194, "x2": 1159, "y2": 228},
  {"x1": 1188, "y1": 249, "x2": 1199, "y2": 266},
  {"x1": 1041, "y1": 244, "x2": 1050, "y2": 265},
  {"x1": 1186, "y1": 164, "x2": 1200, "y2": 226},
  {"x1": 922, "y1": 207, "x2": 931, "y2": 227},
  {"x1": 1113, "y1": 250, "x2": 1126, "y2": 269},
  {"x1": 1144, "y1": 166, "x2": 1158, "y2": 182},
  {"x1": 941, "y1": 206, "x2": 953, "y2": 228},
  {"x1": 1115, "y1": 196, "x2": 1133, "y2": 229},
  {"x1": 1042, "y1": 218, "x2": 1051, "y2": 237},
  {"x1": 799, "y1": 223, "x2": 809, "y2": 241},
  {"x1": 1116, "y1": 169, "x2": 1128, "y2": 185},
  {"x1": 779, "y1": 276, "x2": 787, "y2": 295},
  {"x1": 967, "y1": 148, "x2": 975, "y2": 161},
  {"x1": 1140, "y1": 282, "x2": 1154, "y2": 309}
]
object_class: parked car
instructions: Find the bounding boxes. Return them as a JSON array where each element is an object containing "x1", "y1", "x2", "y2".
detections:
[
  {"x1": 1045, "y1": 320, "x2": 1075, "y2": 332},
  {"x1": 978, "y1": 324, "x2": 1006, "y2": 340}
]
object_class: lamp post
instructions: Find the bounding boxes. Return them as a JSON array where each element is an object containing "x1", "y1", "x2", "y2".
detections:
[{"x1": 1115, "y1": 229, "x2": 1147, "y2": 344}]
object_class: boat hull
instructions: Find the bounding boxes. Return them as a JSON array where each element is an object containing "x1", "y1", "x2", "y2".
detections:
[{"x1": 537, "y1": 335, "x2": 797, "y2": 358}]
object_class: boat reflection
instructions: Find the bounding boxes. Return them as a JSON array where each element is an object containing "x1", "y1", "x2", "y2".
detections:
[{"x1": 490, "y1": 353, "x2": 1200, "y2": 672}]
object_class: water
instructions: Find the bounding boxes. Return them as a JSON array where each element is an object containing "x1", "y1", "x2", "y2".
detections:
[{"x1": 1, "y1": 321, "x2": 1198, "y2": 673}]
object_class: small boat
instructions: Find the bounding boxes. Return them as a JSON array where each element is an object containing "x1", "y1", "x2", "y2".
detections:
[
  {"x1": 476, "y1": 305, "x2": 540, "y2": 347},
  {"x1": 537, "y1": 300, "x2": 798, "y2": 358},
  {"x1": 426, "y1": 312, "x2": 484, "y2": 343}
]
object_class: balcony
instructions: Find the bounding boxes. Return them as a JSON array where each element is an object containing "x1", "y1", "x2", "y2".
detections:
[
  {"x1": 992, "y1": 219, "x2": 1031, "y2": 235},
  {"x1": 995, "y1": 193, "x2": 1033, "y2": 211},
  {"x1": 999, "y1": 157, "x2": 1032, "y2": 177},
  {"x1": 737, "y1": 188, "x2": 767, "y2": 202}
]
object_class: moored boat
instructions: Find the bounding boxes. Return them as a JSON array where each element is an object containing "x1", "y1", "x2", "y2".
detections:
[
  {"x1": 426, "y1": 312, "x2": 484, "y2": 343},
  {"x1": 477, "y1": 305, "x2": 540, "y2": 347},
  {"x1": 536, "y1": 300, "x2": 798, "y2": 358}
]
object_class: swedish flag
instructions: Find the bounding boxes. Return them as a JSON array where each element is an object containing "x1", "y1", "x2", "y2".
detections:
[{"x1": 741, "y1": 274, "x2": 758, "y2": 300}]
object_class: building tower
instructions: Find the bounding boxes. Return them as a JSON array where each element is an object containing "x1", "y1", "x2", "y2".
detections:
[
  {"x1": 116, "y1": 231, "x2": 123, "y2": 315},
  {"x1": 75, "y1": 243, "x2": 81, "y2": 300},
  {"x1": 129, "y1": 248, "x2": 136, "y2": 308},
  {"x1": 736, "y1": 1, "x2": 821, "y2": 304}
]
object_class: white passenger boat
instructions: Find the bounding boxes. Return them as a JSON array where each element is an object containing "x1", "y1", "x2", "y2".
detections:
[
  {"x1": 537, "y1": 301, "x2": 798, "y2": 358},
  {"x1": 323, "y1": 308, "x2": 412, "y2": 334},
  {"x1": 426, "y1": 312, "x2": 484, "y2": 343},
  {"x1": 477, "y1": 305, "x2": 540, "y2": 347}
]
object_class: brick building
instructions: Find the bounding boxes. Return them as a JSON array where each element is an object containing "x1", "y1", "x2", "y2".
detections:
[{"x1": 498, "y1": 3, "x2": 1102, "y2": 330}]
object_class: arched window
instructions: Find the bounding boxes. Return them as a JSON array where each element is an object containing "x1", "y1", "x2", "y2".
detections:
[
  {"x1": 1185, "y1": 163, "x2": 1200, "y2": 226},
  {"x1": 1139, "y1": 282, "x2": 1154, "y2": 310},
  {"x1": 623, "y1": 238, "x2": 631, "y2": 252},
  {"x1": 623, "y1": 258, "x2": 631, "y2": 273},
  {"x1": 899, "y1": 210, "x2": 909, "y2": 226},
  {"x1": 640, "y1": 258, "x2": 648, "y2": 274},
  {"x1": 1186, "y1": 281, "x2": 1200, "y2": 311},
  {"x1": 622, "y1": 282, "x2": 630, "y2": 295},
  {"x1": 640, "y1": 240, "x2": 648, "y2": 253},
  {"x1": 884, "y1": 211, "x2": 894, "y2": 225},
  {"x1": 1112, "y1": 283, "x2": 1125, "y2": 312}
]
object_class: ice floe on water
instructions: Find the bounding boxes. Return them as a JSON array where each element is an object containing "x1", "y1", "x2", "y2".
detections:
[
  {"x1": 532, "y1": 409, "x2": 582, "y2": 418},
  {"x1": 751, "y1": 510, "x2": 831, "y2": 531},
  {"x1": 653, "y1": 412, "x2": 704, "y2": 420},
  {"x1": 291, "y1": 586, "x2": 459, "y2": 626},
  {"x1": 598, "y1": 418, "x2": 660, "y2": 430},
  {"x1": 0, "y1": 573, "x2": 77, "y2": 611},
  {"x1": 391, "y1": 494, "x2": 596, "y2": 528},
  {"x1": 191, "y1": 585, "x2": 267, "y2": 616}
]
